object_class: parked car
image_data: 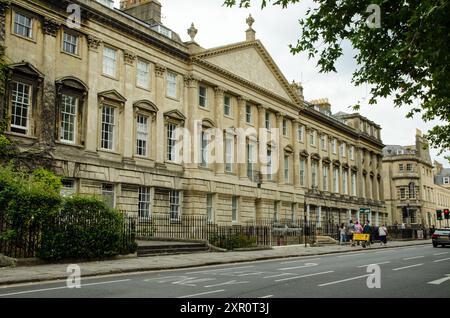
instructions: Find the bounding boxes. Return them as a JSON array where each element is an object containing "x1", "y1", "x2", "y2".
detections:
[{"x1": 432, "y1": 228, "x2": 450, "y2": 247}]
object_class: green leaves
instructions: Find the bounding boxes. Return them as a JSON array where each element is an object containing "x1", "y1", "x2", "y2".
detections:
[{"x1": 223, "y1": 0, "x2": 450, "y2": 157}]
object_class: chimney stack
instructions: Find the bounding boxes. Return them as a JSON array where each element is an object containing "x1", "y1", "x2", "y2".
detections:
[{"x1": 120, "y1": 0, "x2": 162, "y2": 24}]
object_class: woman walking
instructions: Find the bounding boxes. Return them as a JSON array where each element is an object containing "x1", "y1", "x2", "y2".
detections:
[
  {"x1": 378, "y1": 224, "x2": 388, "y2": 245},
  {"x1": 339, "y1": 223, "x2": 346, "y2": 245}
]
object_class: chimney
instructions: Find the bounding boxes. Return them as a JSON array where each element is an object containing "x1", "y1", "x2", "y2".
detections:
[
  {"x1": 310, "y1": 98, "x2": 331, "y2": 113},
  {"x1": 121, "y1": 0, "x2": 162, "y2": 24},
  {"x1": 290, "y1": 81, "x2": 304, "y2": 102}
]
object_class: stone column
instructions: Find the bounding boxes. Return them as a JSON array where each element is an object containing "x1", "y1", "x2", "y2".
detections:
[
  {"x1": 85, "y1": 35, "x2": 102, "y2": 155},
  {"x1": 293, "y1": 120, "x2": 300, "y2": 188},
  {"x1": 276, "y1": 113, "x2": 284, "y2": 184},
  {"x1": 155, "y1": 64, "x2": 166, "y2": 164},
  {"x1": 307, "y1": 204, "x2": 310, "y2": 222},
  {"x1": 184, "y1": 74, "x2": 199, "y2": 169},
  {"x1": 318, "y1": 206, "x2": 322, "y2": 227},
  {"x1": 122, "y1": 51, "x2": 136, "y2": 161},
  {"x1": 347, "y1": 209, "x2": 351, "y2": 222},
  {"x1": 305, "y1": 127, "x2": 312, "y2": 188},
  {"x1": 149, "y1": 187, "x2": 155, "y2": 217},
  {"x1": 214, "y1": 87, "x2": 226, "y2": 174},
  {"x1": 257, "y1": 105, "x2": 267, "y2": 181},
  {"x1": 41, "y1": 18, "x2": 60, "y2": 145}
]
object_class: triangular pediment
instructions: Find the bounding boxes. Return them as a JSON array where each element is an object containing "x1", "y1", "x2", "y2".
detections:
[
  {"x1": 193, "y1": 41, "x2": 299, "y2": 104},
  {"x1": 98, "y1": 90, "x2": 127, "y2": 103},
  {"x1": 9, "y1": 62, "x2": 44, "y2": 78},
  {"x1": 164, "y1": 109, "x2": 186, "y2": 123}
]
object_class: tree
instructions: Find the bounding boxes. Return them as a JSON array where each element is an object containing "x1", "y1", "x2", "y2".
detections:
[{"x1": 224, "y1": 0, "x2": 450, "y2": 157}]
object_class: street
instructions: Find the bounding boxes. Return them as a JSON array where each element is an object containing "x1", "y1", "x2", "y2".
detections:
[{"x1": 0, "y1": 244, "x2": 449, "y2": 298}]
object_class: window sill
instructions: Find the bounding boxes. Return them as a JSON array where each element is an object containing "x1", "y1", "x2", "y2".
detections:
[
  {"x1": 165, "y1": 95, "x2": 180, "y2": 102},
  {"x1": 136, "y1": 85, "x2": 152, "y2": 93},
  {"x1": 56, "y1": 141, "x2": 84, "y2": 149},
  {"x1": 198, "y1": 105, "x2": 209, "y2": 111},
  {"x1": 102, "y1": 74, "x2": 119, "y2": 81},
  {"x1": 224, "y1": 115, "x2": 234, "y2": 120},
  {"x1": 61, "y1": 50, "x2": 82, "y2": 60},
  {"x1": 12, "y1": 32, "x2": 36, "y2": 43},
  {"x1": 4, "y1": 131, "x2": 37, "y2": 140},
  {"x1": 97, "y1": 148, "x2": 122, "y2": 156},
  {"x1": 133, "y1": 155, "x2": 153, "y2": 161}
]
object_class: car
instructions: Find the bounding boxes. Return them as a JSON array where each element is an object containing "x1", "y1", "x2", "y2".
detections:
[{"x1": 432, "y1": 228, "x2": 450, "y2": 247}]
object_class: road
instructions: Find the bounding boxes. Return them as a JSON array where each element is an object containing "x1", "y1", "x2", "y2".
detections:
[{"x1": 0, "y1": 244, "x2": 449, "y2": 298}]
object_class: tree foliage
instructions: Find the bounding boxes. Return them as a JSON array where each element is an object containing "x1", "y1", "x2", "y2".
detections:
[{"x1": 224, "y1": 0, "x2": 450, "y2": 156}]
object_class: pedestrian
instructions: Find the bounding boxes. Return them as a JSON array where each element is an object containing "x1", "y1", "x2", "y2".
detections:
[
  {"x1": 339, "y1": 223, "x2": 346, "y2": 245},
  {"x1": 362, "y1": 220, "x2": 372, "y2": 248},
  {"x1": 347, "y1": 220, "x2": 355, "y2": 246},
  {"x1": 354, "y1": 221, "x2": 363, "y2": 246},
  {"x1": 378, "y1": 224, "x2": 388, "y2": 245}
]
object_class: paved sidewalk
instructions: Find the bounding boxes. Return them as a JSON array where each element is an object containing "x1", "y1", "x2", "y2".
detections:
[{"x1": 0, "y1": 240, "x2": 431, "y2": 286}]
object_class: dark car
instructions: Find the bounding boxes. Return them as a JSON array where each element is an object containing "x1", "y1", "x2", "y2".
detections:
[{"x1": 432, "y1": 228, "x2": 450, "y2": 248}]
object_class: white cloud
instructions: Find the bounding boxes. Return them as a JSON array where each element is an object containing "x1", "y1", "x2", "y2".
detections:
[{"x1": 113, "y1": 0, "x2": 449, "y2": 165}]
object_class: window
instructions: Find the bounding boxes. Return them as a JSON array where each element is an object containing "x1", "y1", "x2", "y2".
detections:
[
  {"x1": 101, "y1": 106, "x2": 115, "y2": 150},
  {"x1": 166, "y1": 72, "x2": 177, "y2": 98},
  {"x1": 60, "y1": 94, "x2": 78, "y2": 144},
  {"x1": 332, "y1": 139, "x2": 337, "y2": 154},
  {"x1": 342, "y1": 170, "x2": 348, "y2": 195},
  {"x1": 298, "y1": 126, "x2": 304, "y2": 142},
  {"x1": 265, "y1": 111, "x2": 270, "y2": 129},
  {"x1": 273, "y1": 201, "x2": 278, "y2": 222},
  {"x1": 246, "y1": 104, "x2": 252, "y2": 124},
  {"x1": 62, "y1": 32, "x2": 78, "y2": 55},
  {"x1": 224, "y1": 95, "x2": 231, "y2": 116},
  {"x1": 13, "y1": 13, "x2": 32, "y2": 38},
  {"x1": 444, "y1": 177, "x2": 450, "y2": 184},
  {"x1": 137, "y1": 60, "x2": 150, "y2": 89},
  {"x1": 225, "y1": 137, "x2": 233, "y2": 173},
  {"x1": 320, "y1": 134, "x2": 326, "y2": 150},
  {"x1": 170, "y1": 190, "x2": 180, "y2": 220},
  {"x1": 198, "y1": 86, "x2": 207, "y2": 107},
  {"x1": 167, "y1": 123, "x2": 177, "y2": 162},
  {"x1": 103, "y1": 47, "x2": 117, "y2": 77},
  {"x1": 406, "y1": 163, "x2": 413, "y2": 172},
  {"x1": 300, "y1": 158, "x2": 306, "y2": 186},
  {"x1": 102, "y1": 184, "x2": 115, "y2": 208},
  {"x1": 247, "y1": 143, "x2": 254, "y2": 179},
  {"x1": 291, "y1": 203, "x2": 296, "y2": 221},
  {"x1": 351, "y1": 172, "x2": 356, "y2": 196},
  {"x1": 10, "y1": 82, "x2": 31, "y2": 135},
  {"x1": 284, "y1": 155, "x2": 290, "y2": 183},
  {"x1": 322, "y1": 166, "x2": 329, "y2": 191},
  {"x1": 136, "y1": 115, "x2": 149, "y2": 156},
  {"x1": 200, "y1": 130, "x2": 208, "y2": 167},
  {"x1": 151, "y1": 24, "x2": 173, "y2": 38},
  {"x1": 349, "y1": 146, "x2": 354, "y2": 160},
  {"x1": 232, "y1": 196, "x2": 238, "y2": 223},
  {"x1": 399, "y1": 188, "x2": 406, "y2": 199},
  {"x1": 60, "y1": 179, "x2": 76, "y2": 197},
  {"x1": 341, "y1": 142, "x2": 346, "y2": 157},
  {"x1": 207, "y1": 194, "x2": 214, "y2": 223},
  {"x1": 399, "y1": 164, "x2": 404, "y2": 172},
  {"x1": 267, "y1": 149, "x2": 272, "y2": 180},
  {"x1": 309, "y1": 130, "x2": 316, "y2": 146},
  {"x1": 282, "y1": 119, "x2": 287, "y2": 136},
  {"x1": 333, "y1": 167, "x2": 339, "y2": 193},
  {"x1": 138, "y1": 187, "x2": 151, "y2": 219},
  {"x1": 311, "y1": 161, "x2": 318, "y2": 187}
]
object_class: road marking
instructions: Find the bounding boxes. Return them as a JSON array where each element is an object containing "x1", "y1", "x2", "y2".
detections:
[
  {"x1": 403, "y1": 256, "x2": 425, "y2": 260},
  {"x1": 280, "y1": 258, "x2": 321, "y2": 264},
  {"x1": 0, "y1": 279, "x2": 131, "y2": 297},
  {"x1": 392, "y1": 264, "x2": 424, "y2": 271},
  {"x1": 279, "y1": 263, "x2": 318, "y2": 271},
  {"x1": 204, "y1": 280, "x2": 249, "y2": 288},
  {"x1": 275, "y1": 271, "x2": 334, "y2": 282},
  {"x1": 337, "y1": 253, "x2": 367, "y2": 258},
  {"x1": 357, "y1": 261, "x2": 391, "y2": 268},
  {"x1": 177, "y1": 289, "x2": 225, "y2": 298},
  {"x1": 236, "y1": 272, "x2": 266, "y2": 277},
  {"x1": 186, "y1": 266, "x2": 254, "y2": 274},
  {"x1": 263, "y1": 273, "x2": 293, "y2": 279},
  {"x1": 433, "y1": 252, "x2": 449, "y2": 256},
  {"x1": 318, "y1": 274, "x2": 370, "y2": 287},
  {"x1": 259, "y1": 295, "x2": 273, "y2": 298},
  {"x1": 433, "y1": 257, "x2": 450, "y2": 263},
  {"x1": 427, "y1": 275, "x2": 450, "y2": 285}
]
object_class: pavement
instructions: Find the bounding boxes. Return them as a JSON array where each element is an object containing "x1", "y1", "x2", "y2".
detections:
[{"x1": 0, "y1": 239, "x2": 433, "y2": 287}]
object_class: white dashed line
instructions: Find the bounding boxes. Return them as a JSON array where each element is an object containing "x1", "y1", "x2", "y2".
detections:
[
  {"x1": 403, "y1": 256, "x2": 425, "y2": 260},
  {"x1": 392, "y1": 264, "x2": 424, "y2": 271},
  {"x1": 356, "y1": 261, "x2": 391, "y2": 268},
  {"x1": 177, "y1": 289, "x2": 225, "y2": 298},
  {"x1": 433, "y1": 257, "x2": 450, "y2": 263},
  {"x1": 276, "y1": 271, "x2": 334, "y2": 282},
  {"x1": 318, "y1": 274, "x2": 370, "y2": 287}
]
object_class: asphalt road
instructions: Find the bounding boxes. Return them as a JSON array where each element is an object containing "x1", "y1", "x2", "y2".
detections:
[{"x1": 0, "y1": 244, "x2": 449, "y2": 298}]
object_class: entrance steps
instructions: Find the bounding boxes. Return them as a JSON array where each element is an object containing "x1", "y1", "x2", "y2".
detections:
[{"x1": 137, "y1": 240, "x2": 209, "y2": 257}]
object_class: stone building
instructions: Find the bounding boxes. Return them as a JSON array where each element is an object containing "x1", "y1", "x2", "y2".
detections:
[
  {"x1": 382, "y1": 129, "x2": 450, "y2": 227},
  {"x1": 0, "y1": 0, "x2": 386, "y2": 226}
]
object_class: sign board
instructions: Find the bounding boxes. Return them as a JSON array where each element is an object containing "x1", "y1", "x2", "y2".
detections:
[
  {"x1": 353, "y1": 234, "x2": 370, "y2": 241},
  {"x1": 359, "y1": 208, "x2": 371, "y2": 214}
]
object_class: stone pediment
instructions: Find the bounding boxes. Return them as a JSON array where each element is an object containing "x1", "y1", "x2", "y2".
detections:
[
  {"x1": 134, "y1": 100, "x2": 158, "y2": 113},
  {"x1": 164, "y1": 109, "x2": 186, "y2": 123},
  {"x1": 193, "y1": 41, "x2": 299, "y2": 104},
  {"x1": 8, "y1": 62, "x2": 44, "y2": 78},
  {"x1": 98, "y1": 90, "x2": 127, "y2": 103}
]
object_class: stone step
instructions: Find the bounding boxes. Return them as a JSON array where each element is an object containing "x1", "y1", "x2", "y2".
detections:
[{"x1": 137, "y1": 241, "x2": 209, "y2": 257}]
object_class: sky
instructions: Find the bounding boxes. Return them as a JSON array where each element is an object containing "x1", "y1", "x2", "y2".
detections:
[{"x1": 113, "y1": 0, "x2": 449, "y2": 166}]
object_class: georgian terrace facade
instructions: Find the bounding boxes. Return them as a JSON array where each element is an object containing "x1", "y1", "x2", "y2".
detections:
[{"x1": 0, "y1": 0, "x2": 387, "y2": 226}]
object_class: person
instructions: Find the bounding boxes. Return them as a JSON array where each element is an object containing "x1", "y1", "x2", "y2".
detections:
[
  {"x1": 362, "y1": 220, "x2": 372, "y2": 248},
  {"x1": 339, "y1": 223, "x2": 346, "y2": 245},
  {"x1": 354, "y1": 221, "x2": 363, "y2": 246},
  {"x1": 347, "y1": 220, "x2": 355, "y2": 246},
  {"x1": 378, "y1": 224, "x2": 388, "y2": 245}
]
